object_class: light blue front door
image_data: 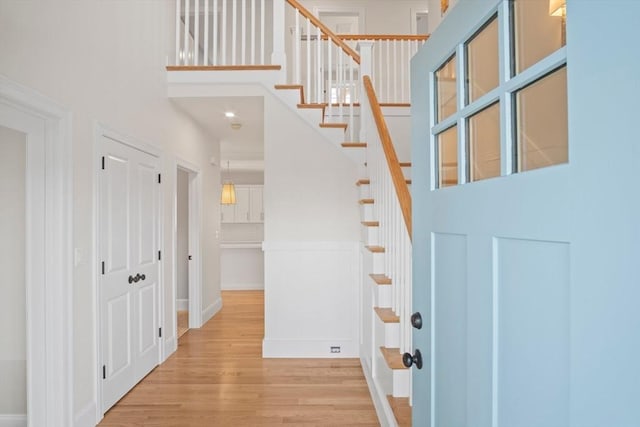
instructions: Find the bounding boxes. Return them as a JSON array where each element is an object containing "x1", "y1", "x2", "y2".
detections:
[{"x1": 409, "y1": 1, "x2": 640, "y2": 426}]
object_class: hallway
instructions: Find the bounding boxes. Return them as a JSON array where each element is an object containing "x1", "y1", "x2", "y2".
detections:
[{"x1": 99, "y1": 291, "x2": 379, "y2": 426}]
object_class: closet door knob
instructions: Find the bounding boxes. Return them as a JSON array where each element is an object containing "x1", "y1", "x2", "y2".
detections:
[{"x1": 402, "y1": 349, "x2": 423, "y2": 369}]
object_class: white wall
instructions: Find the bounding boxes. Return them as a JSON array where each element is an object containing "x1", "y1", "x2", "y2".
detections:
[
  {"x1": 0, "y1": 1, "x2": 221, "y2": 421},
  {"x1": 0, "y1": 125, "x2": 27, "y2": 416},
  {"x1": 176, "y1": 169, "x2": 189, "y2": 302},
  {"x1": 263, "y1": 91, "x2": 361, "y2": 357},
  {"x1": 299, "y1": 0, "x2": 429, "y2": 34}
]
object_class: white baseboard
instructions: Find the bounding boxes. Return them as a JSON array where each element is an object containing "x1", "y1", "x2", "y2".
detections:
[
  {"x1": 201, "y1": 297, "x2": 223, "y2": 325},
  {"x1": 74, "y1": 401, "x2": 97, "y2": 427},
  {"x1": 176, "y1": 298, "x2": 189, "y2": 311},
  {"x1": 0, "y1": 415, "x2": 26, "y2": 427},
  {"x1": 262, "y1": 339, "x2": 358, "y2": 358},
  {"x1": 163, "y1": 336, "x2": 177, "y2": 362},
  {"x1": 221, "y1": 282, "x2": 264, "y2": 290}
]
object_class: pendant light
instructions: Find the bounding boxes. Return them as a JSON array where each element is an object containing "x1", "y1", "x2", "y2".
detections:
[{"x1": 220, "y1": 161, "x2": 236, "y2": 205}]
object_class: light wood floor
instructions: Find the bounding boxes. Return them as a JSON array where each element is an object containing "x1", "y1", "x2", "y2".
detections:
[
  {"x1": 177, "y1": 310, "x2": 188, "y2": 339},
  {"x1": 99, "y1": 290, "x2": 379, "y2": 426}
]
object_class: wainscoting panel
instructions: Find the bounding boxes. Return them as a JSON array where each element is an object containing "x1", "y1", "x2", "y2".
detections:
[
  {"x1": 495, "y1": 238, "x2": 570, "y2": 427},
  {"x1": 262, "y1": 241, "x2": 360, "y2": 358}
]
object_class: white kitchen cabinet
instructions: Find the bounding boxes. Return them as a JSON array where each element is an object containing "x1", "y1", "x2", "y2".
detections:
[
  {"x1": 220, "y1": 185, "x2": 264, "y2": 223},
  {"x1": 249, "y1": 186, "x2": 264, "y2": 222}
]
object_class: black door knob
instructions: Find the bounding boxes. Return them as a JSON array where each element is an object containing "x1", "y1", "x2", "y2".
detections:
[
  {"x1": 128, "y1": 275, "x2": 134, "y2": 284},
  {"x1": 140, "y1": 274, "x2": 146, "y2": 281},
  {"x1": 402, "y1": 349, "x2": 423, "y2": 369},
  {"x1": 411, "y1": 312, "x2": 423, "y2": 329},
  {"x1": 133, "y1": 273, "x2": 141, "y2": 283}
]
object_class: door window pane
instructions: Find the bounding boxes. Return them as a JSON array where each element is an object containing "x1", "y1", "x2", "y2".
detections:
[
  {"x1": 512, "y1": 0, "x2": 566, "y2": 74},
  {"x1": 515, "y1": 67, "x2": 568, "y2": 172},
  {"x1": 436, "y1": 55, "x2": 457, "y2": 122},
  {"x1": 437, "y1": 126, "x2": 458, "y2": 187},
  {"x1": 468, "y1": 102, "x2": 501, "y2": 181},
  {"x1": 466, "y1": 16, "x2": 499, "y2": 104}
]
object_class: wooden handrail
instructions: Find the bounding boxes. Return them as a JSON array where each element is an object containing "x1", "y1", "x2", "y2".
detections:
[
  {"x1": 363, "y1": 75, "x2": 412, "y2": 239},
  {"x1": 285, "y1": 0, "x2": 361, "y2": 64},
  {"x1": 322, "y1": 34, "x2": 430, "y2": 42}
]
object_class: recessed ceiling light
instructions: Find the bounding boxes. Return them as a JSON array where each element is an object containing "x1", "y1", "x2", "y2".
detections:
[{"x1": 225, "y1": 111, "x2": 235, "y2": 118}]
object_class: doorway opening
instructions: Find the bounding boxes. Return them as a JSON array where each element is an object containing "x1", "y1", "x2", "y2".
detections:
[
  {"x1": 0, "y1": 76, "x2": 73, "y2": 426},
  {"x1": 412, "y1": 10, "x2": 429, "y2": 35},
  {"x1": 173, "y1": 159, "x2": 202, "y2": 346}
]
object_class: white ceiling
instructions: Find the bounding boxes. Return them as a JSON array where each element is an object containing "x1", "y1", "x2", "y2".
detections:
[{"x1": 170, "y1": 96, "x2": 264, "y2": 163}]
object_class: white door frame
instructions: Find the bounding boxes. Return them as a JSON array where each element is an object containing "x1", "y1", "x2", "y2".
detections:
[
  {"x1": 0, "y1": 76, "x2": 74, "y2": 426},
  {"x1": 93, "y1": 123, "x2": 164, "y2": 420},
  {"x1": 173, "y1": 158, "x2": 203, "y2": 338}
]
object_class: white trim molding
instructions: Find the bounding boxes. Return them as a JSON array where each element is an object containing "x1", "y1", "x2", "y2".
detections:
[
  {"x1": 0, "y1": 415, "x2": 27, "y2": 427},
  {"x1": 0, "y1": 75, "x2": 74, "y2": 427},
  {"x1": 202, "y1": 297, "x2": 223, "y2": 325},
  {"x1": 73, "y1": 402, "x2": 97, "y2": 427}
]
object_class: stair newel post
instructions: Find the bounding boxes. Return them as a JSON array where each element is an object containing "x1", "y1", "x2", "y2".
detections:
[
  {"x1": 272, "y1": 0, "x2": 287, "y2": 81},
  {"x1": 357, "y1": 41, "x2": 374, "y2": 147}
]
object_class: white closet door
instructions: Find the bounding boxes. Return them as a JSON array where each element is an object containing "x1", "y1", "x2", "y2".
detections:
[{"x1": 100, "y1": 136, "x2": 160, "y2": 411}]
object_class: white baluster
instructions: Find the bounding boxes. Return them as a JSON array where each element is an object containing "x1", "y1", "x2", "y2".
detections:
[
  {"x1": 295, "y1": 11, "x2": 300, "y2": 84},
  {"x1": 377, "y1": 41, "x2": 382, "y2": 101},
  {"x1": 222, "y1": 0, "x2": 227, "y2": 65},
  {"x1": 175, "y1": 0, "x2": 181, "y2": 64},
  {"x1": 338, "y1": 49, "x2": 343, "y2": 121},
  {"x1": 232, "y1": 0, "x2": 237, "y2": 64},
  {"x1": 386, "y1": 40, "x2": 390, "y2": 104},
  {"x1": 194, "y1": 0, "x2": 199, "y2": 65},
  {"x1": 260, "y1": 0, "x2": 265, "y2": 64},
  {"x1": 213, "y1": 0, "x2": 218, "y2": 65},
  {"x1": 349, "y1": 57, "x2": 354, "y2": 141},
  {"x1": 327, "y1": 41, "x2": 332, "y2": 116},
  {"x1": 184, "y1": 0, "x2": 190, "y2": 65},
  {"x1": 306, "y1": 17, "x2": 311, "y2": 103},
  {"x1": 251, "y1": 0, "x2": 255, "y2": 64},
  {"x1": 316, "y1": 26, "x2": 322, "y2": 104},
  {"x1": 204, "y1": 0, "x2": 209, "y2": 65},
  {"x1": 242, "y1": 0, "x2": 246, "y2": 65}
]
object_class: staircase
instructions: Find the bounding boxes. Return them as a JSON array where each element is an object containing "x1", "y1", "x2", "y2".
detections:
[{"x1": 167, "y1": 1, "x2": 422, "y2": 425}]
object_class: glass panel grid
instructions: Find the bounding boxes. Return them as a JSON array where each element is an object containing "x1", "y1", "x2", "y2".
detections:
[
  {"x1": 437, "y1": 126, "x2": 459, "y2": 188},
  {"x1": 465, "y1": 16, "x2": 500, "y2": 104},
  {"x1": 512, "y1": 0, "x2": 566, "y2": 76},
  {"x1": 515, "y1": 66, "x2": 568, "y2": 172},
  {"x1": 468, "y1": 102, "x2": 501, "y2": 182},
  {"x1": 435, "y1": 55, "x2": 458, "y2": 123}
]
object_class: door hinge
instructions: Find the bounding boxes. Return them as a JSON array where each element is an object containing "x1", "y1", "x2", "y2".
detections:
[
  {"x1": 101, "y1": 261, "x2": 105, "y2": 275},
  {"x1": 101, "y1": 156, "x2": 105, "y2": 170},
  {"x1": 159, "y1": 327, "x2": 162, "y2": 338},
  {"x1": 158, "y1": 250, "x2": 162, "y2": 261},
  {"x1": 158, "y1": 173, "x2": 161, "y2": 184},
  {"x1": 102, "y1": 365, "x2": 106, "y2": 379}
]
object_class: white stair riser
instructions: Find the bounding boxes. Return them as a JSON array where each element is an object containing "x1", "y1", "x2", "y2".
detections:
[
  {"x1": 373, "y1": 282, "x2": 392, "y2": 307},
  {"x1": 358, "y1": 184, "x2": 370, "y2": 199},
  {"x1": 373, "y1": 350, "x2": 411, "y2": 398},
  {"x1": 375, "y1": 316, "x2": 400, "y2": 348},
  {"x1": 360, "y1": 203, "x2": 374, "y2": 220},
  {"x1": 371, "y1": 252, "x2": 385, "y2": 273},
  {"x1": 361, "y1": 226, "x2": 379, "y2": 246}
]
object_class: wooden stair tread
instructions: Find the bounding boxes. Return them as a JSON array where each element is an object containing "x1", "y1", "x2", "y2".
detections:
[
  {"x1": 274, "y1": 84, "x2": 305, "y2": 103},
  {"x1": 400, "y1": 162, "x2": 412, "y2": 167},
  {"x1": 341, "y1": 142, "x2": 367, "y2": 148},
  {"x1": 387, "y1": 395, "x2": 412, "y2": 427},
  {"x1": 297, "y1": 103, "x2": 327, "y2": 108},
  {"x1": 406, "y1": 179, "x2": 412, "y2": 185},
  {"x1": 320, "y1": 122, "x2": 348, "y2": 130},
  {"x1": 356, "y1": 179, "x2": 370, "y2": 186},
  {"x1": 359, "y1": 198, "x2": 374, "y2": 205},
  {"x1": 380, "y1": 347, "x2": 407, "y2": 370},
  {"x1": 167, "y1": 65, "x2": 282, "y2": 71},
  {"x1": 361, "y1": 221, "x2": 379, "y2": 227},
  {"x1": 369, "y1": 273, "x2": 392, "y2": 285},
  {"x1": 366, "y1": 245, "x2": 385, "y2": 253},
  {"x1": 374, "y1": 307, "x2": 400, "y2": 323}
]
